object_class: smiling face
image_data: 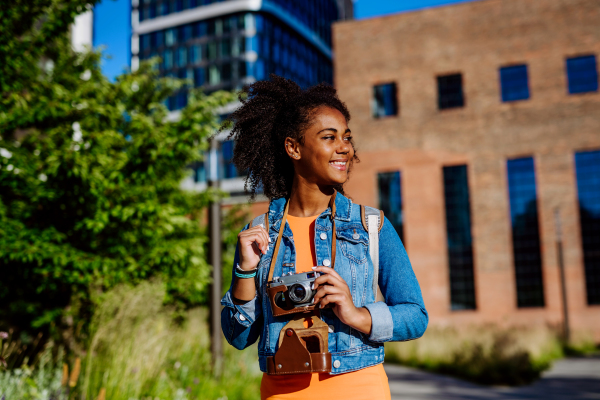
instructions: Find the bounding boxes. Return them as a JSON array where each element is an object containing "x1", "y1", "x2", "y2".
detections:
[{"x1": 285, "y1": 106, "x2": 355, "y2": 188}]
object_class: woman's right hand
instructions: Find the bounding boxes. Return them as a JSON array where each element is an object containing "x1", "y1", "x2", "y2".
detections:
[{"x1": 237, "y1": 225, "x2": 271, "y2": 270}]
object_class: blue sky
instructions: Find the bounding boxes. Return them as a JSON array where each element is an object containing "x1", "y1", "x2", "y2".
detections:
[
  {"x1": 93, "y1": 0, "x2": 130, "y2": 81},
  {"x1": 354, "y1": 0, "x2": 477, "y2": 19},
  {"x1": 93, "y1": 0, "x2": 478, "y2": 80}
]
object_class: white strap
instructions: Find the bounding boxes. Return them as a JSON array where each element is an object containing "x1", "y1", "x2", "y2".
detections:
[{"x1": 367, "y1": 214, "x2": 380, "y2": 300}]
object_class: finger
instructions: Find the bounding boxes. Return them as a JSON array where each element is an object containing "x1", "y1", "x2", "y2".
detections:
[
  {"x1": 312, "y1": 285, "x2": 343, "y2": 304},
  {"x1": 242, "y1": 227, "x2": 271, "y2": 253},
  {"x1": 319, "y1": 294, "x2": 344, "y2": 308},
  {"x1": 312, "y1": 266, "x2": 344, "y2": 281},
  {"x1": 313, "y1": 272, "x2": 346, "y2": 289},
  {"x1": 239, "y1": 232, "x2": 269, "y2": 254}
]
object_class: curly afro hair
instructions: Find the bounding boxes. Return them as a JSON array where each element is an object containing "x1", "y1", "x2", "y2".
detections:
[{"x1": 224, "y1": 74, "x2": 357, "y2": 200}]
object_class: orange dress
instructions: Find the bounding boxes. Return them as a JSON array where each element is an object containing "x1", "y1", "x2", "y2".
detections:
[{"x1": 260, "y1": 214, "x2": 391, "y2": 400}]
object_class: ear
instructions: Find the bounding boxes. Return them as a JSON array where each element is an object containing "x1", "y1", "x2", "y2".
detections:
[{"x1": 284, "y1": 137, "x2": 301, "y2": 160}]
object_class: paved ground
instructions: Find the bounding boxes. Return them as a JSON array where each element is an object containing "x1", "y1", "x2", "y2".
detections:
[{"x1": 385, "y1": 356, "x2": 600, "y2": 400}]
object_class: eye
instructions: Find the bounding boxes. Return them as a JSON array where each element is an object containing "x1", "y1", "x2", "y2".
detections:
[
  {"x1": 344, "y1": 136, "x2": 353, "y2": 141},
  {"x1": 322, "y1": 135, "x2": 335, "y2": 140}
]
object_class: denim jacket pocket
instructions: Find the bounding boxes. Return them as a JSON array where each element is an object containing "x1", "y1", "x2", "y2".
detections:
[{"x1": 338, "y1": 228, "x2": 368, "y2": 264}]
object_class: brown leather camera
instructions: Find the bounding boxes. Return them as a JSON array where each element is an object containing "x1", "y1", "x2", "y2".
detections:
[
  {"x1": 267, "y1": 270, "x2": 326, "y2": 317},
  {"x1": 266, "y1": 315, "x2": 332, "y2": 374}
]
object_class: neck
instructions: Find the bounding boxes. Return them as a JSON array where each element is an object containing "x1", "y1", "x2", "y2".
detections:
[{"x1": 287, "y1": 177, "x2": 335, "y2": 217}]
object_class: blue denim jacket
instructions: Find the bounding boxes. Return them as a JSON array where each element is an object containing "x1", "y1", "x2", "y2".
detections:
[{"x1": 221, "y1": 192, "x2": 428, "y2": 375}]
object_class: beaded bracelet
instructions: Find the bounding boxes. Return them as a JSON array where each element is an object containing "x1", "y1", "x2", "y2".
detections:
[
  {"x1": 235, "y1": 264, "x2": 258, "y2": 279},
  {"x1": 235, "y1": 270, "x2": 257, "y2": 279}
]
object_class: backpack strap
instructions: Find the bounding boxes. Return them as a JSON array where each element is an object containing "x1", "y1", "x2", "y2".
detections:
[{"x1": 361, "y1": 206, "x2": 384, "y2": 300}]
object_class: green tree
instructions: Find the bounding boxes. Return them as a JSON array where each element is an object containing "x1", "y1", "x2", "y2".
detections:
[{"x1": 0, "y1": 0, "x2": 234, "y2": 350}]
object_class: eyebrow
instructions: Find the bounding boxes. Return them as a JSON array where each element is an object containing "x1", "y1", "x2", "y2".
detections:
[{"x1": 317, "y1": 128, "x2": 352, "y2": 134}]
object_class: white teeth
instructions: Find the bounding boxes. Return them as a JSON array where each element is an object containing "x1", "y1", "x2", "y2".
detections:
[{"x1": 330, "y1": 161, "x2": 346, "y2": 165}]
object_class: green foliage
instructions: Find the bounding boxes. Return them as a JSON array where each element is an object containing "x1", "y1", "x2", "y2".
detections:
[
  {"x1": 81, "y1": 281, "x2": 261, "y2": 400},
  {"x1": 0, "y1": 344, "x2": 67, "y2": 400},
  {"x1": 385, "y1": 325, "x2": 564, "y2": 386},
  {"x1": 0, "y1": 0, "x2": 235, "y2": 346}
]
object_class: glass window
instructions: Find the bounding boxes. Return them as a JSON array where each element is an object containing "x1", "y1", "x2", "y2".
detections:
[
  {"x1": 500, "y1": 64, "x2": 530, "y2": 102},
  {"x1": 176, "y1": 47, "x2": 187, "y2": 67},
  {"x1": 443, "y1": 165, "x2": 476, "y2": 310},
  {"x1": 208, "y1": 42, "x2": 217, "y2": 61},
  {"x1": 209, "y1": 65, "x2": 220, "y2": 85},
  {"x1": 566, "y1": 55, "x2": 598, "y2": 94},
  {"x1": 377, "y1": 171, "x2": 403, "y2": 243},
  {"x1": 372, "y1": 83, "x2": 398, "y2": 118},
  {"x1": 165, "y1": 29, "x2": 175, "y2": 46},
  {"x1": 164, "y1": 49, "x2": 173, "y2": 69},
  {"x1": 221, "y1": 140, "x2": 239, "y2": 179},
  {"x1": 437, "y1": 73, "x2": 464, "y2": 109},
  {"x1": 189, "y1": 44, "x2": 202, "y2": 64},
  {"x1": 220, "y1": 39, "x2": 231, "y2": 58},
  {"x1": 574, "y1": 149, "x2": 600, "y2": 305},
  {"x1": 194, "y1": 67, "x2": 205, "y2": 86},
  {"x1": 507, "y1": 157, "x2": 544, "y2": 308}
]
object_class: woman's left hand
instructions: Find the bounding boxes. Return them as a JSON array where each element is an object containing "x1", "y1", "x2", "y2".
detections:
[{"x1": 311, "y1": 266, "x2": 372, "y2": 335}]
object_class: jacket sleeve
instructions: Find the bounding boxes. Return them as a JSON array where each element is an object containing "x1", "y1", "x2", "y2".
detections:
[
  {"x1": 364, "y1": 217, "x2": 428, "y2": 342},
  {"x1": 220, "y1": 225, "x2": 263, "y2": 350}
]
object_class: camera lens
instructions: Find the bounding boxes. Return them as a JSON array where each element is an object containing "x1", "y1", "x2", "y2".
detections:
[
  {"x1": 289, "y1": 283, "x2": 307, "y2": 303},
  {"x1": 292, "y1": 285, "x2": 306, "y2": 300}
]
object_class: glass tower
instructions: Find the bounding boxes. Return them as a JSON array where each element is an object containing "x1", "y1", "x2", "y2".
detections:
[{"x1": 131, "y1": 0, "x2": 352, "y2": 110}]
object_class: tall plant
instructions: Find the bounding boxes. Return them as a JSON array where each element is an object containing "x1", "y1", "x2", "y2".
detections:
[{"x1": 0, "y1": 0, "x2": 234, "y2": 351}]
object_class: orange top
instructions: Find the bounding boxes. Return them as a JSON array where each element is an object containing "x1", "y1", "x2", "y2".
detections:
[
  {"x1": 260, "y1": 215, "x2": 391, "y2": 400},
  {"x1": 287, "y1": 214, "x2": 318, "y2": 273}
]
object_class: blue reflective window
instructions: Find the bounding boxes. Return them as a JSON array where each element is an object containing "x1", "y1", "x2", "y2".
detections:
[
  {"x1": 372, "y1": 83, "x2": 398, "y2": 118},
  {"x1": 575, "y1": 149, "x2": 600, "y2": 305},
  {"x1": 192, "y1": 160, "x2": 206, "y2": 183},
  {"x1": 507, "y1": 157, "x2": 544, "y2": 308},
  {"x1": 221, "y1": 140, "x2": 240, "y2": 179},
  {"x1": 443, "y1": 165, "x2": 476, "y2": 310},
  {"x1": 566, "y1": 55, "x2": 598, "y2": 94},
  {"x1": 378, "y1": 171, "x2": 403, "y2": 243},
  {"x1": 438, "y1": 74, "x2": 464, "y2": 109},
  {"x1": 500, "y1": 64, "x2": 529, "y2": 102}
]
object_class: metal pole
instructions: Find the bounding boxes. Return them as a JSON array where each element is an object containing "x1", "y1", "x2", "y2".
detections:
[
  {"x1": 554, "y1": 208, "x2": 570, "y2": 343},
  {"x1": 208, "y1": 138, "x2": 222, "y2": 376}
]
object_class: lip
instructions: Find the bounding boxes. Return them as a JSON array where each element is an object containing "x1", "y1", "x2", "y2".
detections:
[{"x1": 329, "y1": 160, "x2": 348, "y2": 171}]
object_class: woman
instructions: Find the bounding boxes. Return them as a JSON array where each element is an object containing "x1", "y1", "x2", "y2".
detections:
[{"x1": 220, "y1": 75, "x2": 428, "y2": 400}]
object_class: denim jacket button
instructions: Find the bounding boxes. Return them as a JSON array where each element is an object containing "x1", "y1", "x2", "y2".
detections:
[
  {"x1": 239, "y1": 314, "x2": 246, "y2": 321},
  {"x1": 320, "y1": 232, "x2": 327, "y2": 240},
  {"x1": 323, "y1": 259, "x2": 331, "y2": 267},
  {"x1": 333, "y1": 360, "x2": 341, "y2": 368},
  {"x1": 352, "y1": 233, "x2": 360, "y2": 240}
]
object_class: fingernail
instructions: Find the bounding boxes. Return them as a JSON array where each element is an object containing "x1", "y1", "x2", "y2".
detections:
[
  {"x1": 319, "y1": 304, "x2": 323, "y2": 309},
  {"x1": 311, "y1": 266, "x2": 317, "y2": 270},
  {"x1": 268, "y1": 237, "x2": 272, "y2": 243},
  {"x1": 311, "y1": 283, "x2": 314, "y2": 290}
]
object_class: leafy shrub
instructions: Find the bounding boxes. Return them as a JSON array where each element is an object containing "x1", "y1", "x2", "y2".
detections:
[
  {"x1": 0, "y1": 0, "x2": 234, "y2": 349},
  {"x1": 385, "y1": 325, "x2": 564, "y2": 386}
]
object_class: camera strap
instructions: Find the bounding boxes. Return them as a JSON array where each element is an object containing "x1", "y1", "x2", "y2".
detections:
[{"x1": 267, "y1": 192, "x2": 337, "y2": 282}]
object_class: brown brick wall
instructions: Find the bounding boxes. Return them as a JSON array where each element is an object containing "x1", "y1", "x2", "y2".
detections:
[{"x1": 333, "y1": 0, "x2": 600, "y2": 338}]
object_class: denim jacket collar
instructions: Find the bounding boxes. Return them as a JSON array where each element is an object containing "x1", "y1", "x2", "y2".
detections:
[{"x1": 267, "y1": 191, "x2": 353, "y2": 233}]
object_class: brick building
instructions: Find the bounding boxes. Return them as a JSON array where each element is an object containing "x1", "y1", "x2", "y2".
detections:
[{"x1": 332, "y1": 0, "x2": 600, "y2": 340}]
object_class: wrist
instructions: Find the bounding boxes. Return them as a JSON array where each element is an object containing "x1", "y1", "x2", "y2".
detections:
[
  {"x1": 351, "y1": 307, "x2": 372, "y2": 335},
  {"x1": 238, "y1": 261, "x2": 258, "y2": 271}
]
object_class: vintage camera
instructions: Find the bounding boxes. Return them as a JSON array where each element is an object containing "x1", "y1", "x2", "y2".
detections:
[
  {"x1": 271, "y1": 271, "x2": 320, "y2": 307},
  {"x1": 267, "y1": 271, "x2": 327, "y2": 316}
]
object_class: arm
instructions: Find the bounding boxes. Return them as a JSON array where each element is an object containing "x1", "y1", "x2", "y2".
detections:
[
  {"x1": 364, "y1": 217, "x2": 428, "y2": 342},
  {"x1": 220, "y1": 224, "x2": 270, "y2": 350}
]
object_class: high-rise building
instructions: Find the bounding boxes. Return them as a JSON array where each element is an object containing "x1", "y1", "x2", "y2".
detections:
[{"x1": 131, "y1": 0, "x2": 352, "y2": 111}]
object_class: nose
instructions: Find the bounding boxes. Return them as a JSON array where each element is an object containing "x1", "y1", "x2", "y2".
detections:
[{"x1": 337, "y1": 137, "x2": 351, "y2": 154}]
